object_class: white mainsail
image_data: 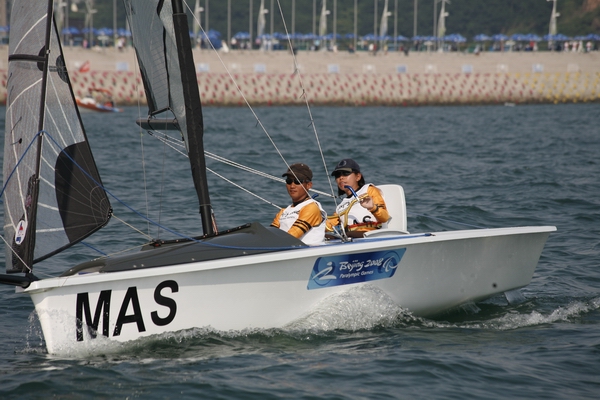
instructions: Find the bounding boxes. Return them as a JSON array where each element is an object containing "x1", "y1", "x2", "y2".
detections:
[
  {"x1": 379, "y1": 0, "x2": 390, "y2": 49},
  {"x1": 379, "y1": 0, "x2": 389, "y2": 39},
  {"x1": 319, "y1": 0, "x2": 327, "y2": 38},
  {"x1": 549, "y1": 0, "x2": 559, "y2": 36},
  {"x1": 437, "y1": 0, "x2": 449, "y2": 39},
  {"x1": 257, "y1": 0, "x2": 266, "y2": 45},
  {"x1": 318, "y1": 0, "x2": 328, "y2": 50}
]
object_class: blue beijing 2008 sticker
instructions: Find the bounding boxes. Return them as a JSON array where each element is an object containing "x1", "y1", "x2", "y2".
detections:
[{"x1": 307, "y1": 248, "x2": 406, "y2": 290}]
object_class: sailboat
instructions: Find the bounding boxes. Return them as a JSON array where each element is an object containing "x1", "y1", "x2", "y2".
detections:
[
  {"x1": 1, "y1": 0, "x2": 556, "y2": 355},
  {"x1": 318, "y1": 0, "x2": 328, "y2": 50},
  {"x1": 76, "y1": 87, "x2": 123, "y2": 113},
  {"x1": 257, "y1": 0, "x2": 266, "y2": 49},
  {"x1": 437, "y1": 0, "x2": 450, "y2": 50},
  {"x1": 379, "y1": 0, "x2": 390, "y2": 51}
]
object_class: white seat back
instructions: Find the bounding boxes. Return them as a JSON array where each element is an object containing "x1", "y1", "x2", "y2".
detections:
[{"x1": 377, "y1": 184, "x2": 408, "y2": 234}]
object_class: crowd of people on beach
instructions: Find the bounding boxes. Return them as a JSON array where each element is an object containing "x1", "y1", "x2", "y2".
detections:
[{"x1": 74, "y1": 32, "x2": 598, "y2": 56}]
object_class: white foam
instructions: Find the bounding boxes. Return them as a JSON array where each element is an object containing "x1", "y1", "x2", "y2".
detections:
[
  {"x1": 487, "y1": 297, "x2": 600, "y2": 330},
  {"x1": 426, "y1": 296, "x2": 600, "y2": 331},
  {"x1": 284, "y1": 285, "x2": 416, "y2": 333}
]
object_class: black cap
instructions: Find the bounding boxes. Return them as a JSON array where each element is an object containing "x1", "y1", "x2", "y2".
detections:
[
  {"x1": 331, "y1": 158, "x2": 360, "y2": 176},
  {"x1": 282, "y1": 163, "x2": 313, "y2": 182}
]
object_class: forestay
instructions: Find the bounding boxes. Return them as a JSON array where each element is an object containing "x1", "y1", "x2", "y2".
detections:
[{"x1": 2, "y1": 1, "x2": 110, "y2": 273}]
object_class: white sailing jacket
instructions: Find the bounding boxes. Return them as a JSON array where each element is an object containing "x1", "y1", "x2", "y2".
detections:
[
  {"x1": 336, "y1": 183, "x2": 379, "y2": 228},
  {"x1": 278, "y1": 198, "x2": 326, "y2": 245}
]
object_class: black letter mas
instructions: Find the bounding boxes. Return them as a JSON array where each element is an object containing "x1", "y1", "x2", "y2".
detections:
[{"x1": 75, "y1": 280, "x2": 179, "y2": 342}]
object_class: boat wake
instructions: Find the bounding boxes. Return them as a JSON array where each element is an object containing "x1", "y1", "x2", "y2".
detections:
[
  {"x1": 423, "y1": 296, "x2": 600, "y2": 331},
  {"x1": 20, "y1": 290, "x2": 600, "y2": 358}
]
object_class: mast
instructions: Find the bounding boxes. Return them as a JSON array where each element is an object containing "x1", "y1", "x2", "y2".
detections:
[{"x1": 171, "y1": 0, "x2": 215, "y2": 235}]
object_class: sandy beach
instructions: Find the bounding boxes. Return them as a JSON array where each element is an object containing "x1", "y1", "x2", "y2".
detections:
[{"x1": 1, "y1": 46, "x2": 599, "y2": 106}]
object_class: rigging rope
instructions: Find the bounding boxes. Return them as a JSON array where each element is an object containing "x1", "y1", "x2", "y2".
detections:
[
  {"x1": 144, "y1": 129, "x2": 334, "y2": 200},
  {"x1": 0, "y1": 130, "x2": 483, "y2": 262},
  {"x1": 183, "y1": 1, "x2": 338, "y2": 206},
  {"x1": 274, "y1": 0, "x2": 340, "y2": 211},
  {"x1": 124, "y1": 0, "x2": 153, "y2": 238},
  {"x1": 68, "y1": 1, "x2": 347, "y2": 255}
]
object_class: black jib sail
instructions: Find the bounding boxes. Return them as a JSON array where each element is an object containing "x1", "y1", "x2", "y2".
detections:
[{"x1": 123, "y1": 0, "x2": 215, "y2": 236}]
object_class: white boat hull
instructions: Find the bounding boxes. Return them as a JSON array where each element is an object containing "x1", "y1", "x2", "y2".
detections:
[
  {"x1": 21, "y1": 226, "x2": 555, "y2": 355},
  {"x1": 76, "y1": 97, "x2": 122, "y2": 113}
]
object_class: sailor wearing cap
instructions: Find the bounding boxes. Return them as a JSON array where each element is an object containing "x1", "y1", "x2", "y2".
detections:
[
  {"x1": 271, "y1": 163, "x2": 326, "y2": 245},
  {"x1": 326, "y1": 158, "x2": 390, "y2": 236}
]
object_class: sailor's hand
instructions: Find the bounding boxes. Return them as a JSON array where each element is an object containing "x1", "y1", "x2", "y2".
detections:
[{"x1": 359, "y1": 195, "x2": 374, "y2": 210}]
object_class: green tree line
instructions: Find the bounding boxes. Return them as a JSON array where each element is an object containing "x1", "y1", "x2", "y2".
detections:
[{"x1": 82, "y1": 0, "x2": 600, "y2": 40}]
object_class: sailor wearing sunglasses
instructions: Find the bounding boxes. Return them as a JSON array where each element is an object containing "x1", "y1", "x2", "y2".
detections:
[
  {"x1": 326, "y1": 158, "x2": 390, "y2": 237},
  {"x1": 271, "y1": 163, "x2": 326, "y2": 244}
]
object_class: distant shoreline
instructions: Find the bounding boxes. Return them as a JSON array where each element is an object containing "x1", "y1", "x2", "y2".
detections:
[{"x1": 1, "y1": 46, "x2": 599, "y2": 106}]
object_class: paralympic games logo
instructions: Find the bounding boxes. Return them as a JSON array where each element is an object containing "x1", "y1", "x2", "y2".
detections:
[
  {"x1": 307, "y1": 248, "x2": 406, "y2": 290},
  {"x1": 379, "y1": 251, "x2": 401, "y2": 274}
]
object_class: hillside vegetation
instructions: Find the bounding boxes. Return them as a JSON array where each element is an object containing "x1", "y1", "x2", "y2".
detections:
[{"x1": 89, "y1": 0, "x2": 600, "y2": 40}]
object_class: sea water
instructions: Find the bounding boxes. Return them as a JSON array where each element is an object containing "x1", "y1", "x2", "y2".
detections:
[{"x1": 0, "y1": 104, "x2": 599, "y2": 398}]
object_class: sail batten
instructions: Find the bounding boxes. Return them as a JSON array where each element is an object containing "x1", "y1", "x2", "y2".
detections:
[{"x1": 3, "y1": 0, "x2": 111, "y2": 273}]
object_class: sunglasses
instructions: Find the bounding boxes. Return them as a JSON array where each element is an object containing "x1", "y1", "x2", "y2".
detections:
[
  {"x1": 286, "y1": 178, "x2": 309, "y2": 185},
  {"x1": 333, "y1": 171, "x2": 353, "y2": 178}
]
